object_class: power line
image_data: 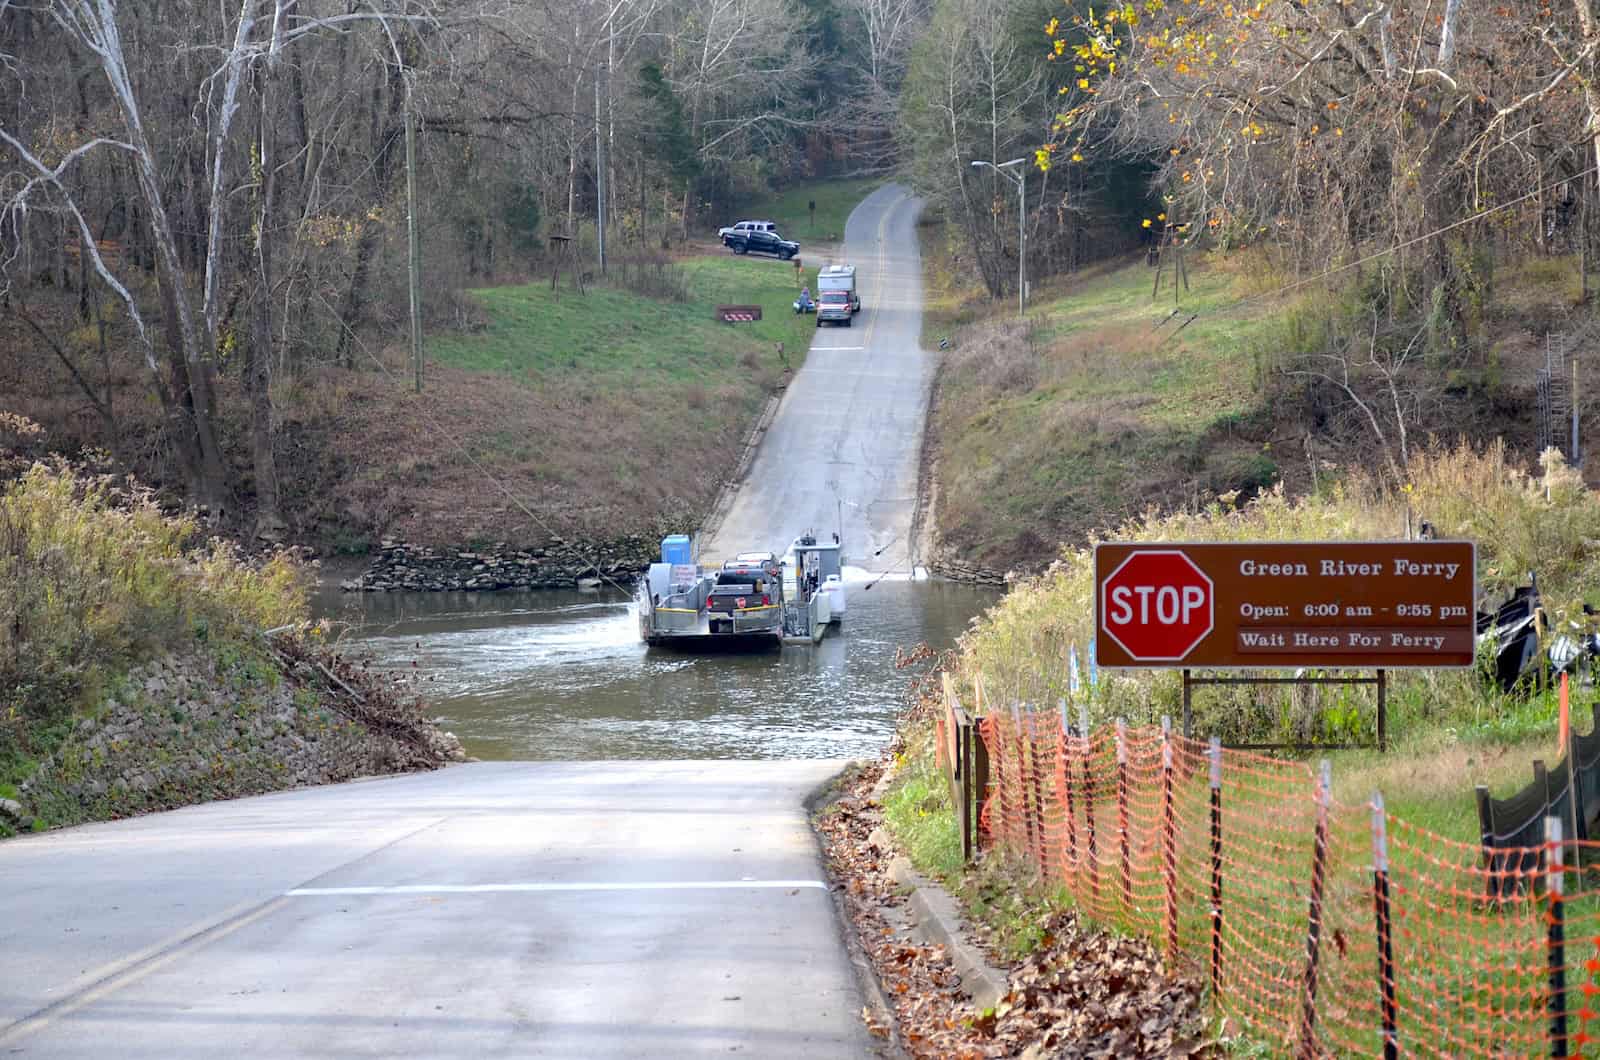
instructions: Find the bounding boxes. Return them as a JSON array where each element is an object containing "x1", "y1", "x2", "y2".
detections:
[
  {"x1": 1186, "y1": 163, "x2": 1600, "y2": 322},
  {"x1": 312, "y1": 289, "x2": 638, "y2": 597}
]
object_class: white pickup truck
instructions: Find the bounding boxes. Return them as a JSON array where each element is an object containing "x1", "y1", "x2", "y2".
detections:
[{"x1": 717, "y1": 219, "x2": 776, "y2": 241}]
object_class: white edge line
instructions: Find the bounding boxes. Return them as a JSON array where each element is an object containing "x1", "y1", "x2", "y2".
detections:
[
  {"x1": 287, "y1": 880, "x2": 829, "y2": 896},
  {"x1": 813, "y1": 346, "x2": 866, "y2": 352}
]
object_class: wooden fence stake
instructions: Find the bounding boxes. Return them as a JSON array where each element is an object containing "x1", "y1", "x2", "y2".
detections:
[
  {"x1": 1298, "y1": 760, "x2": 1332, "y2": 1059},
  {"x1": 1371, "y1": 792, "x2": 1398, "y2": 1060},
  {"x1": 1081, "y1": 702, "x2": 1098, "y2": 902},
  {"x1": 1059, "y1": 699, "x2": 1079, "y2": 875},
  {"x1": 1026, "y1": 706, "x2": 1048, "y2": 871},
  {"x1": 1209, "y1": 736, "x2": 1223, "y2": 1002}
]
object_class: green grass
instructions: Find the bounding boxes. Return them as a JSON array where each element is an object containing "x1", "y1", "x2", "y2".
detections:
[
  {"x1": 383, "y1": 252, "x2": 827, "y2": 541},
  {"x1": 729, "y1": 178, "x2": 881, "y2": 244},
  {"x1": 429, "y1": 256, "x2": 819, "y2": 384},
  {"x1": 932, "y1": 251, "x2": 1288, "y2": 569},
  {"x1": 882, "y1": 755, "x2": 965, "y2": 881},
  {"x1": 883, "y1": 707, "x2": 1580, "y2": 1056},
  {"x1": 881, "y1": 737, "x2": 1066, "y2": 961}
]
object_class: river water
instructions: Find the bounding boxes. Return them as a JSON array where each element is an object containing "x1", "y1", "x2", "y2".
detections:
[{"x1": 313, "y1": 580, "x2": 1000, "y2": 760}]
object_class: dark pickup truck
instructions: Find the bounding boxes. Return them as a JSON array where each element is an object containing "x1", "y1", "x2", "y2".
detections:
[{"x1": 724, "y1": 227, "x2": 800, "y2": 260}]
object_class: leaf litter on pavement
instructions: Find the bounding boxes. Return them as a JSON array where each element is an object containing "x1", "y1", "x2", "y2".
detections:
[{"x1": 815, "y1": 761, "x2": 1217, "y2": 1059}]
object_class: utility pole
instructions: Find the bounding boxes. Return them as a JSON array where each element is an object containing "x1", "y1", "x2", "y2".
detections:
[
  {"x1": 971, "y1": 157, "x2": 1028, "y2": 316},
  {"x1": 1017, "y1": 173, "x2": 1026, "y2": 315},
  {"x1": 595, "y1": 70, "x2": 606, "y2": 275},
  {"x1": 404, "y1": 78, "x2": 423, "y2": 392}
]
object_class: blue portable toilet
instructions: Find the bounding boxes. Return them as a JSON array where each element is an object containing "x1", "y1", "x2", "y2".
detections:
[{"x1": 661, "y1": 534, "x2": 692, "y2": 566}]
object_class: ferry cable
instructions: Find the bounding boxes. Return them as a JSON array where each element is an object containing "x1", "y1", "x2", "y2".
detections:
[
  {"x1": 312, "y1": 289, "x2": 638, "y2": 598},
  {"x1": 1165, "y1": 162, "x2": 1600, "y2": 333}
]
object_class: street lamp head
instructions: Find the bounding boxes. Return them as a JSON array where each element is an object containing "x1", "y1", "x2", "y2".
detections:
[
  {"x1": 969, "y1": 160, "x2": 987, "y2": 168},
  {"x1": 998, "y1": 157, "x2": 1027, "y2": 168}
]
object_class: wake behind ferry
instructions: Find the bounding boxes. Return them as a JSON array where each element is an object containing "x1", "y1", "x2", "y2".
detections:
[{"x1": 637, "y1": 534, "x2": 845, "y2": 649}]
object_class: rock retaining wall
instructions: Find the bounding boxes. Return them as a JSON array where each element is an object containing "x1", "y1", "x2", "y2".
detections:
[
  {"x1": 343, "y1": 536, "x2": 653, "y2": 592},
  {"x1": 6, "y1": 650, "x2": 464, "y2": 833},
  {"x1": 926, "y1": 555, "x2": 1011, "y2": 587}
]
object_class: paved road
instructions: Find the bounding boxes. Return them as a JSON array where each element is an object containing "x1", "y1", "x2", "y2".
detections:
[
  {"x1": 704, "y1": 184, "x2": 929, "y2": 577},
  {"x1": 1, "y1": 761, "x2": 871, "y2": 1058}
]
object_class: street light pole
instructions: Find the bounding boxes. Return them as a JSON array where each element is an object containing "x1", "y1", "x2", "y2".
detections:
[{"x1": 972, "y1": 157, "x2": 1028, "y2": 316}]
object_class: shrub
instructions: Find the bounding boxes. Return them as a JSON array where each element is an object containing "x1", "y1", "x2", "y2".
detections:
[
  {"x1": 0, "y1": 462, "x2": 306, "y2": 757},
  {"x1": 943, "y1": 317, "x2": 1041, "y2": 397}
]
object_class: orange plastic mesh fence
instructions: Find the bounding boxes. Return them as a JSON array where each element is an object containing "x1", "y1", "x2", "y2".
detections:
[{"x1": 971, "y1": 700, "x2": 1600, "y2": 1058}]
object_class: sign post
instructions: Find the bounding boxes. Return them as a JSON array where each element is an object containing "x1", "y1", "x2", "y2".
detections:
[{"x1": 1094, "y1": 541, "x2": 1475, "y2": 749}]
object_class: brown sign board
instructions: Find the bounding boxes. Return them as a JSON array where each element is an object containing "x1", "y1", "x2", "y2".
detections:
[
  {"x1": 714, "y1": 304, "x2": 762, "y2": 323},
  {"x1": 1094, "y1": 541, "x2": 1477, "y2": 669}
]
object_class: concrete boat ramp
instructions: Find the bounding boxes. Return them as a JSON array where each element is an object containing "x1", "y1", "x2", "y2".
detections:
[
  {"x1": 1, "y1": 185, "x2": 937, "y2": 1058},
  {"x1": 1, "y1": 761, "x2": 874, "y2": 1058}
]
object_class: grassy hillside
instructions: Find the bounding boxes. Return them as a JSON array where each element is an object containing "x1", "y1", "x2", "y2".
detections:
[
  {"x1": 728, "y1": 178, "x2": 881, "y2": 244},
  {"x1": 305, "y1": 255, "x2": 820, "y2": 548},
  {"x1": 925, "y1": 232, "x2": 1576, "y2": 572},
  {"x1": 429, "y1": 257, "x2": 817, "y2": 380},
  {"x1": 0, "y1": 446, "x2": 460, "y2": 836},
  {"x1": 931, "y1": 254, "x2": 1285, "y2": 569}
]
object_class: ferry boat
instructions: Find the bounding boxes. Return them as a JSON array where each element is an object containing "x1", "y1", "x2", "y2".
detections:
[
  {"x1": 782, "y1": 533, "x2": 846, "y2": 628},
  {"x1": 637, "y1": 534, "x2": 844, "y2": 648},
  {"x1": 638, "y1": 537, "x2": 786, "y2": 648}
]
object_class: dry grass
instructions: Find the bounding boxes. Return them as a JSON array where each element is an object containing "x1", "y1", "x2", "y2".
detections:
[{"x1": 950, "y1": 441, "x2": 1600, "y2": 771}]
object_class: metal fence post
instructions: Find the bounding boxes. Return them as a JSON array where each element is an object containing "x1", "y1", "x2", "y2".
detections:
[
  {"x1": 959, "y1": 710, "x2": 974, "y2": 863},
  {"x1": 1059, "y1": 699, "x2": 1079, "y2": 876},
  {"x1": 1371, "y1": 792, "x2": 1398, "y2": 1060},
  {"x1": 1081, "y1": 702, "x2": 1098, "y2": 902},
  {"x1": 1162, "y1": 716, "x2": 1178, "y2": 962},
  {"x1": 1011, "y1": 701, "x2": 1028, "y2": 856},
  {"x1": 1377, "y1": 669, "x2": 1388, "y2": 752},
  {"x1": 1209, "y1": 736, "x2": 1223, "y2": 1002},
  {"x1": 1298, "y1": 760, "x2": 1333, "y2": 1059},
  {"x1": 1548, "y1": 815, "x2": 1568, "y2": 1059},
  {"x1": 1026, "y1": 705, "x2": 1048, "y2": 872},
  {"x1": 1118, "y1": 717, "x2": 1131, "y2": 913}
]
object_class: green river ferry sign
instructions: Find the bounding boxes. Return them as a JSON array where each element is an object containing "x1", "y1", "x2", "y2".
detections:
[{"x1": 1094, "y1": 541, "x2": 1477, "y2": 669}]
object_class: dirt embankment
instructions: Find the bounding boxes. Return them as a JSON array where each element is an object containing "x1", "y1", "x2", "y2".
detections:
[
  {"x1": 4, "y1": 636, "x2": 464, "y2": 837},
  {"x1": 0, "y1": 446, "x2": 464, "y2": 839}
]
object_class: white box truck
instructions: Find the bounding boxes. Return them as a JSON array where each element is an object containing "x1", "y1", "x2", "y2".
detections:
[{"x1": 817, "y1": 264, "x2": 860, "y2": 313}]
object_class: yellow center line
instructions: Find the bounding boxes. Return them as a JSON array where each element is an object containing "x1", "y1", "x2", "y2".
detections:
[{"x1": 861, "y1": 192, "x2": 901, "y2": 351}]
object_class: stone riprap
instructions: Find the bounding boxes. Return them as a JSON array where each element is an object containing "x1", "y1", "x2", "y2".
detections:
[
  {"x1": 342, "y1": 537, "x2": 654, "y2": 592},
  {"x1": 9, "y1": 650, "x2": 464, "y2": 834},
  {"x1": 927, "y1": 555, "x2": 1010, "y2": 586}
]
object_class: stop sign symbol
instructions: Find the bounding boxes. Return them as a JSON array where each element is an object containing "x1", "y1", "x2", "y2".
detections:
[{"x1": 1099, "y1": 549, "x2": 1215, "y2": 662}]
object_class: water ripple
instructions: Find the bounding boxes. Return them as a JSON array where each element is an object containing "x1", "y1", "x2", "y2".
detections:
[{"x1": 314, "y1": 580, "x2": 998, "y2": 760}]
